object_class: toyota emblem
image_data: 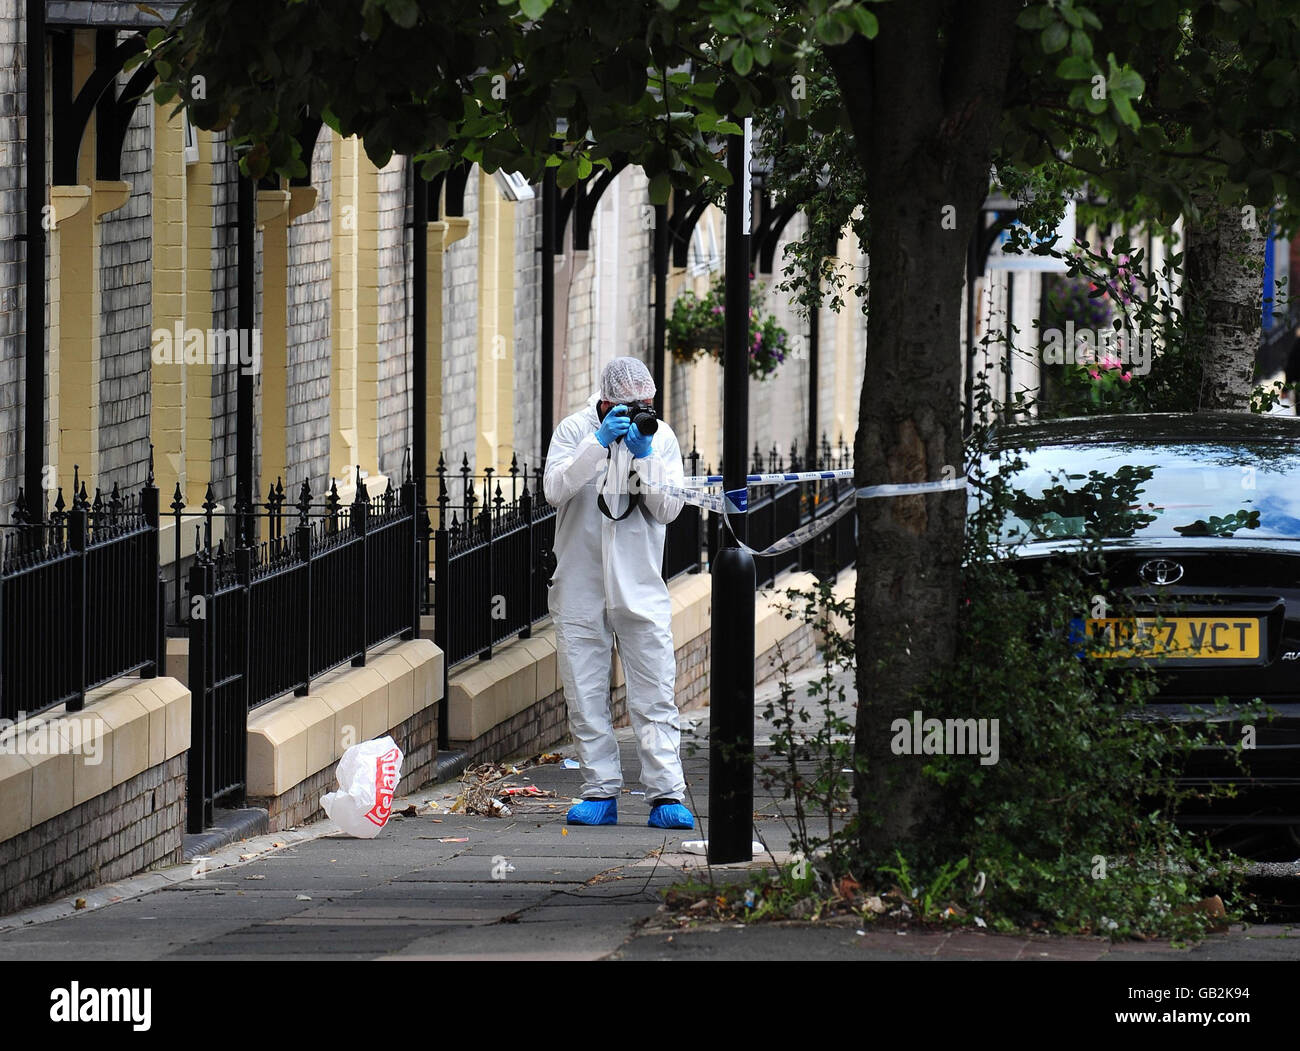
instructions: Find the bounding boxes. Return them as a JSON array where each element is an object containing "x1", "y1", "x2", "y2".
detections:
[{"x1": 1139, "y1": 559, "x2": 1184, "y2": 586}]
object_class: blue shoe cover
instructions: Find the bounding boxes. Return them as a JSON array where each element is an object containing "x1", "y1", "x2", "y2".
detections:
[
  {"x1": 566, "y1": 798, "x2": 618, "y2": 825},
  {"x1": 648, "y1": 802, "x2": 695, "y2": 830}
]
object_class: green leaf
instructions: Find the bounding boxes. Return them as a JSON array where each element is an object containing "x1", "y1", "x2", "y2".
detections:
[
  {"x1": 1017, "y1": 4, "x2": 1054, "y2": 30},
  {"x1": 714, "y1": 120, "x2": 743, "y2": 136},
  {"x1": 576, "y1": 154, "x2": 592, "y2": 179},
  {"x1": 1041, "y1": 23, "x2": 1069, "y2": 54},
  {"x1": 146, "y1": 27, "x2": 167, "y2": 49},
  {"x1": 556, "y1": 157, "x2": 579, "y2": 186},
  {"x1": 733, "y1": 43, "x2": 754, "y2": 77},
  {"x1": 385, "y1": 0, "x2": 420, "y2": 28},
  {"x1": 416, "y1": 151, "x2": 453, "y2": 179},
  {"x1": 649, "y1": 171, "x2": 671, "y2": 205},
  {"x1": 813, "y1": 13, "x2": 853, "y2": 47},
  {"x1": 1056, "y1": 55, "x2": 1094, "y2": 81},
  {"x1": 152, "y1": 82, "x2": 177, "y2": 106},
  {"x1": 1108, "y1": 66, "x2": 1145, "y2": 99},
  {"x1": 849, "y1": 7, "x2": 879, "y2": 38},
  {"x1": 1111, "y1": 91, "x2": 1140, "y2": 131},
  {"x1": 520, "y1": 0, "x2": 553, "y2": 18}
]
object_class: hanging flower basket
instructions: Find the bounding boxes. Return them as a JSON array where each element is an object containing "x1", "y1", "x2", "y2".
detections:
[{"x1": 667, "y1": 275, "x2": 791, "y2": 380}]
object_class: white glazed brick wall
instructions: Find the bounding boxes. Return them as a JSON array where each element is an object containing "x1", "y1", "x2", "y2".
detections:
[
  {"x1": 285, "y1": 132, "x2": 332, "y2": 497},
  {"x1": 0, "y1": 1, "x2": 26, "y2": 513},
  {"x1": 512, "y1": 191, "x2": 541, "y2": 464},
  {"x1": 97, "y1": 68, "x2": 152, "y2": 492},
  {"x1": 375, "y1": 160, "x2": 410, "y2": 482},
  {"x1": 441, "y1": 169, "x2": 478, "y2": 470}
]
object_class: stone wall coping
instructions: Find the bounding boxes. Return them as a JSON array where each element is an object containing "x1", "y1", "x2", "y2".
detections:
[
  {"x1": 245, "y1": 638, "x2": 443, "y2": 798},
  {"x1": 0, "y1": 677, "x2": 192, "y2": 846}
]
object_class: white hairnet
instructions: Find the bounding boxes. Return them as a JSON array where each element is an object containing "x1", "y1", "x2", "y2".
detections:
[{"x1": 599, "y1": 357, "x2": 656, "y2": 403}]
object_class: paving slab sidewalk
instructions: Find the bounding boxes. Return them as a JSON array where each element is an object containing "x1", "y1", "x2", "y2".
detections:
[{"x1": 0, "y1": 666, "x2": 1295, "y2": 960}]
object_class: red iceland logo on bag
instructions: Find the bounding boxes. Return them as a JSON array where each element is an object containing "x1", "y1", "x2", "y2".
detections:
[{"x1": 365, "y1": 746, "x2": 401, "y2": 826}]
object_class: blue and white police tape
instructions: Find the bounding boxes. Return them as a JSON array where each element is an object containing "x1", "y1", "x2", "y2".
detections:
[
  {"x1": 647, "y1": 482, "x2": 746, "y2": 515},
  {"x1": 718, "y1": 477, "x2": 968, "y2": 556},
  {"x1": 624, "y1": 473, "x2": 969, "y2": 516},
  {"x1": 720, "y1": 495, "x2": 857, "y2": 558},
  {"x1": 682, "y1": 469, "x2": 856, "y2": 487},
  {"x1": 856, "y1": 477, "x2": 968, "y2": 499}
]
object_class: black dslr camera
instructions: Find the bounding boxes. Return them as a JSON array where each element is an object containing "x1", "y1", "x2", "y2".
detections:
[{"x1": 617, "y1": 401, "x2": 658, "y2": 437}]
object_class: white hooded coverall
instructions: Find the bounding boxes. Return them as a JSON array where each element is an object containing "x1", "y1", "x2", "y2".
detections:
[{"x1": 544, "y1": 393, "x2": 687, "y2": 802}]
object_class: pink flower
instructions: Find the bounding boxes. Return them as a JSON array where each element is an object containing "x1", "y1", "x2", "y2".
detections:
[
  {"x1": 1088, "y1": 368, "x2": 1100, "y2": 380},
  {"x1": 1120, "y1": 372, "x2": 1132, "y2": 382}
]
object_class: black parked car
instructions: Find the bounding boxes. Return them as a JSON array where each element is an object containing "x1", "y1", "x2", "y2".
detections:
[{"x1": 987, "y1": 412, "x2": 1300, "y2": 854}]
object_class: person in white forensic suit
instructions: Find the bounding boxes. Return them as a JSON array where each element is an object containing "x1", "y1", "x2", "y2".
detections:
[{"x1": 543, "y1": 357, "x2": 695, "y2": 829}]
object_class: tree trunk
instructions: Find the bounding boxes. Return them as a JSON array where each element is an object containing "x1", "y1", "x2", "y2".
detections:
[
  {"x1": 828, "y1": 0, "x2": 1021, "y2": 860},
  {"x1": 1185, "y1": 189, "x2": 1266, "y2": 411}
]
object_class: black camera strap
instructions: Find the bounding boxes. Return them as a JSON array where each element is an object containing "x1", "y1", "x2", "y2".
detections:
[{"x1": 596, "y1": 448, "x2": 642, "y2": 521}]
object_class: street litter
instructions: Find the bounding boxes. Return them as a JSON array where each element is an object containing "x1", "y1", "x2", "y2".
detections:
[
  {"x1": 458, "y1": 758, "x2": 562, "y2": 816},
  {"x1": 563, "y1": 758, "x2": 580, "y2": 769},
  {"x1": 681, "y1": 840, "x2": 765, "y2": 855},
  {"x1": 320, "y1": 735, "x2": 404, "y2": 839},
  {"x1": 438, "y1": 837, "x2": 470, "y2": 843},
  {"x1": 296, "y1": 895, "x2": 311, "y2": 901},
  {"x1": 630, "y1": 791, "x2": 645, "y2": 796},
  {"x1": 244, "y1": 875, "x2": 266, "y2": 881}
]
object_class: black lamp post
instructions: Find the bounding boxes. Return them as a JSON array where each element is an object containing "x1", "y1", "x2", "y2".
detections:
[{"x1": 708, "y1": 123, "x2": 757, "y2": 865}]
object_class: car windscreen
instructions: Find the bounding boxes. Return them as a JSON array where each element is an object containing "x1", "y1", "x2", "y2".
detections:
[{"x1": 985, "y1": 441, "x2": 1300, "y2": 543}]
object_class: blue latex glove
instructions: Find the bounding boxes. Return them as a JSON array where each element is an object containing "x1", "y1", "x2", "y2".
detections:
[
  {"x1": 624, "y1": 421, "x2": 652, "y2": 458},
  {"x1": 595, "y1": 405, "x2": 631, "y2": 447}
]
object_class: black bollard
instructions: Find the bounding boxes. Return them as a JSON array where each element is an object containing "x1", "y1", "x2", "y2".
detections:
[{"x1": 708, "y1": 545, "x2": 755, "y2": 862}]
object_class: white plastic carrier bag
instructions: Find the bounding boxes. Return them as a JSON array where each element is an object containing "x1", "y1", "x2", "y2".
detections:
[{"x1": 320, "y1": 735, "x2": 404, "y2": 838}]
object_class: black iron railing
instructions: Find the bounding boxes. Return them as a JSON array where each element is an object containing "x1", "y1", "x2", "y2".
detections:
[
  {"x1": 432, "y1": 455, "x2": 553, "y2": 671},
  {"x1": 186, "y1": 468, "x2": 418, "y2": 831},
  {"x1": 431, "y1": 444, "x2": 705, "y2": 665},
  {"x1": 708, "y1": 434, "x2": 856, "y2": 588},
  {"x1": 429, "y1": 443, "x2": 705, "y2": 747},
  {"x1": 1, "y1": 464, "x2": 162, "y2": 720},
  {"x1": 661, "y1": 439, "x2": 704, "y2": 583}
]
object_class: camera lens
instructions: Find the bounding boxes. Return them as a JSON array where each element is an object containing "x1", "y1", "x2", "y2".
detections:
[{"x1": 629, "y1": 403, "x2": 655, "y2": 431}]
